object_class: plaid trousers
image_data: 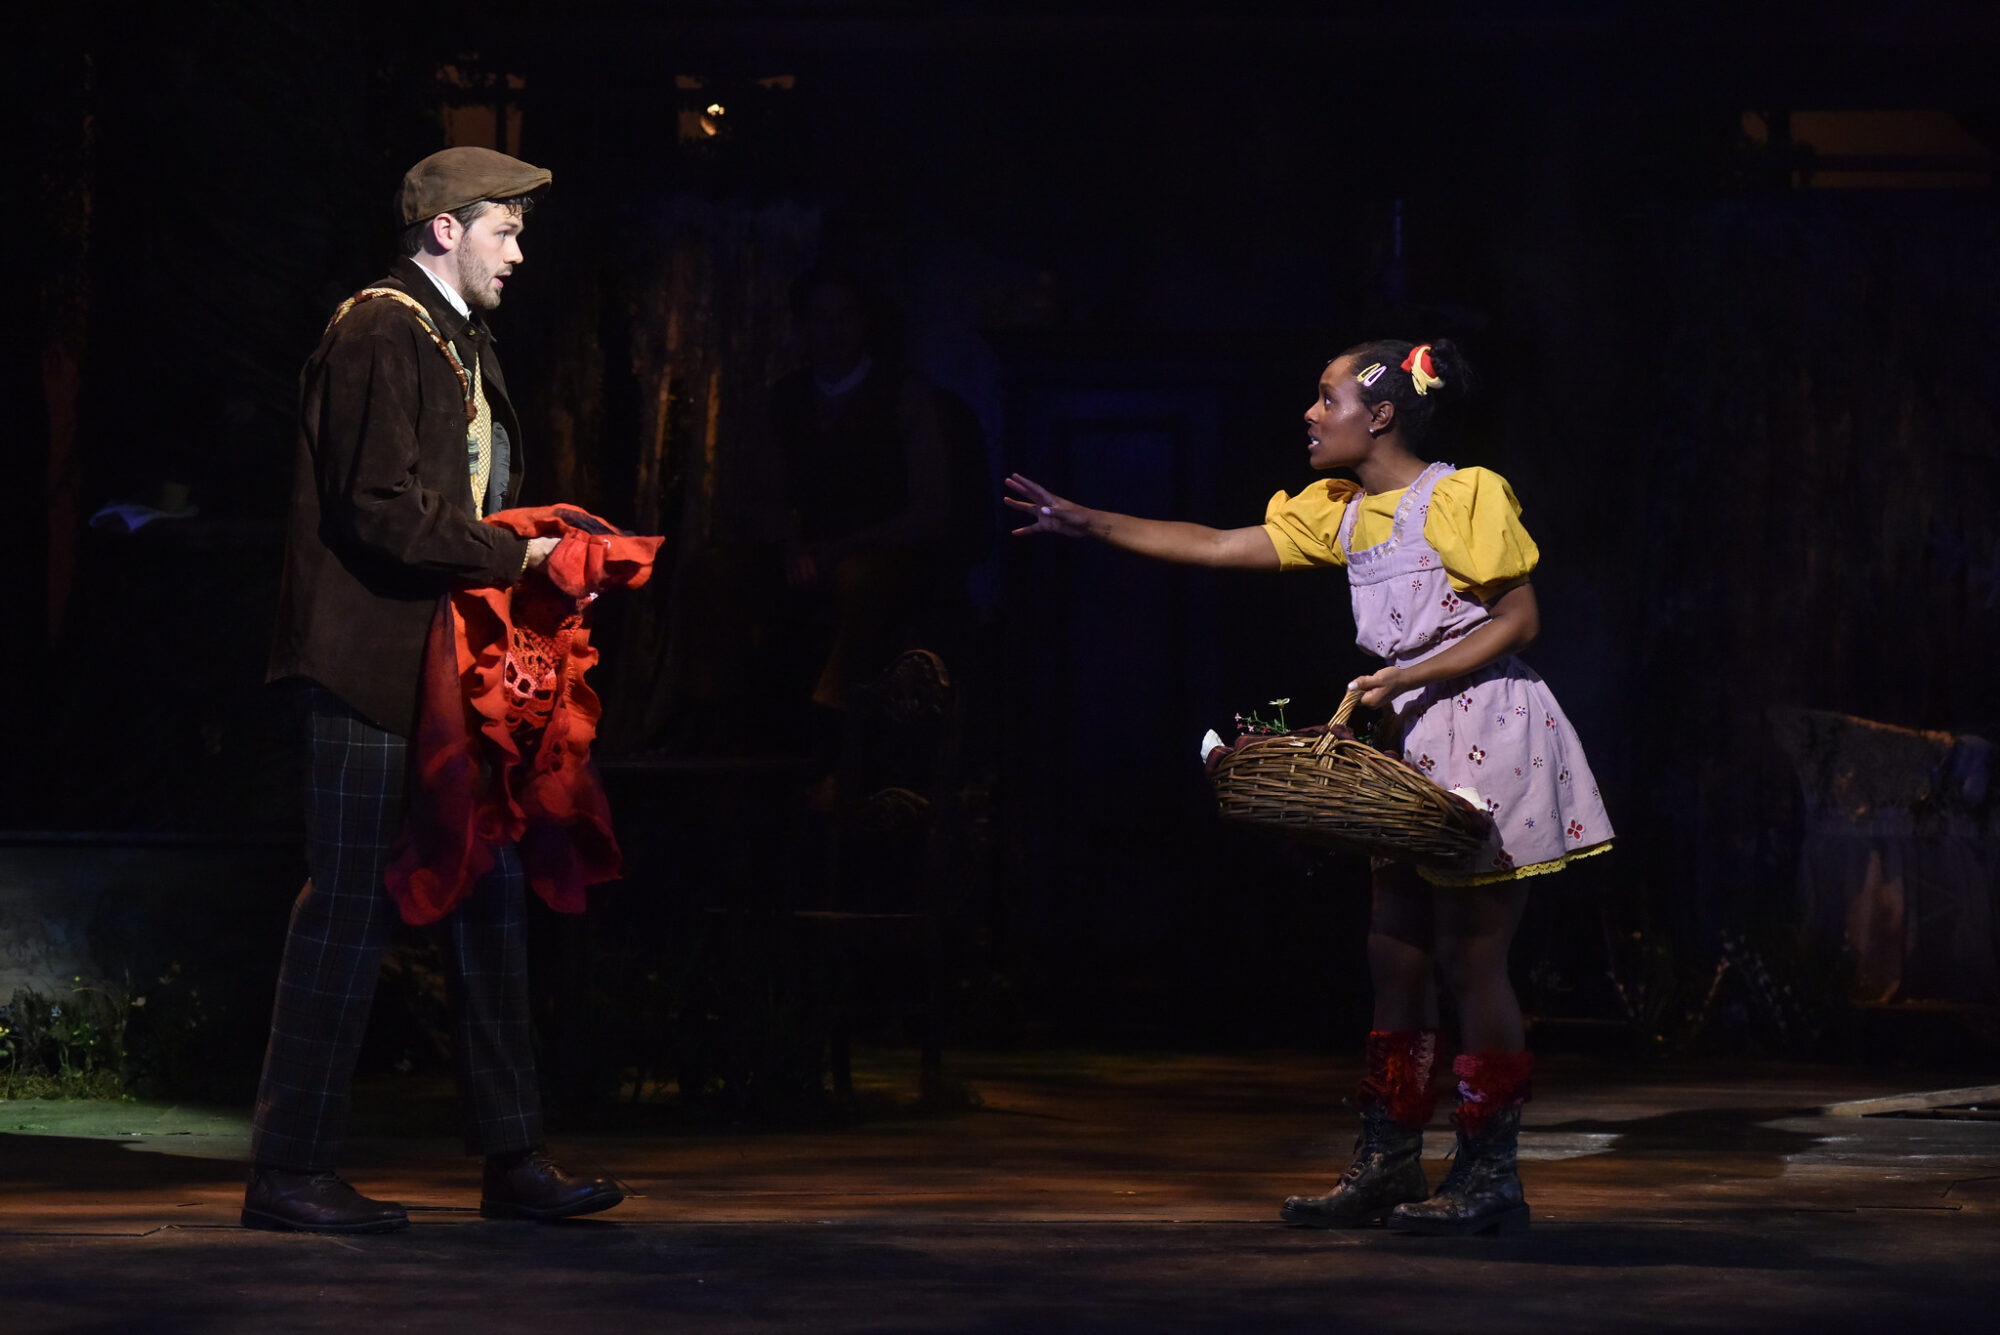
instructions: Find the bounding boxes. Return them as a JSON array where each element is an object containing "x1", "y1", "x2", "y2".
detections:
[{"x1": 250, "y1": 684, "x2": 542, "y2": 1171}]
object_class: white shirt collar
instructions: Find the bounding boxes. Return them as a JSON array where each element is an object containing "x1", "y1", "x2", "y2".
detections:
[{"x1": 412, "y1": 260, "x2": 472, "y2": 319}]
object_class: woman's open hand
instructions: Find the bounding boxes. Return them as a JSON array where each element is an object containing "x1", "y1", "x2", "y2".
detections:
[{"x1": 1005, "y1": 473, "x2": 1092, "y2": 538}]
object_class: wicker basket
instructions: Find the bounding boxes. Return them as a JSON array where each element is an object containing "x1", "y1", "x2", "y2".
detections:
[{"x1": 1210, "y1": 690, "x2": 1493, "y2": 866}]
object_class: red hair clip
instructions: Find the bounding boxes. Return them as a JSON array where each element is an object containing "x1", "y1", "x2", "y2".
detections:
[{"x1": 1401, "y1": 344, "x2": 1444, "y2": 396}]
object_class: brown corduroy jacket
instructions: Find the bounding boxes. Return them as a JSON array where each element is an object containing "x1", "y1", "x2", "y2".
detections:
[{"x1": 268, "y1": 256, "x2": 531, "y2": 737}]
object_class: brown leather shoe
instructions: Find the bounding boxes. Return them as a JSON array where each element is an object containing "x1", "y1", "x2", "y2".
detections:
[
  {"x1": 480, "y1": 1150, "x2": 624, "y2": 1221},
  {"x1": 241, "y1": 1166, "x2": 409, "y2": 1234}
]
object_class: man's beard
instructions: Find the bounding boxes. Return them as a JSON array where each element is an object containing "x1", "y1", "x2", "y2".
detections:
[{"x1": 455, "y1": 250, "x2": 502, "y2": 311}]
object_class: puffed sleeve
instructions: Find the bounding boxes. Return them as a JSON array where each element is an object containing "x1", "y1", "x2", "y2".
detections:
[
  {"x1": 1423, "y1": 467, "x2": 1540, "y2": 600},
  {"x1": 1262, "y1": 478, "x2": 1362, "y2": 571}
]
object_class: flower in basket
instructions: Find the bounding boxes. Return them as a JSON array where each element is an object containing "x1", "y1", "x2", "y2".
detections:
[
  {"x1": 1205, "y1": 697, "x2": 1354, "y2": 772},
  {"x1": 1237, "y1": 699, "x2": 1293, "y2": 737}
]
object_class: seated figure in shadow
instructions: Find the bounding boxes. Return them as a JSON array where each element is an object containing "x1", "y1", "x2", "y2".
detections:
[{"x1": 768, "y1": 265, "x2": 987, "y2": 781}]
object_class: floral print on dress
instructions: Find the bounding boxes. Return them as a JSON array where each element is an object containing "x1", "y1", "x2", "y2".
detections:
[{"x1": 1333, "y1": 460, "x2": 1613, "y2": 881}]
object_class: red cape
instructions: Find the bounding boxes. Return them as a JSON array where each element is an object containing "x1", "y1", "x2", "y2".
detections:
[{"x1": 386, "y1": 506, "x2": 664, "y2": 926}]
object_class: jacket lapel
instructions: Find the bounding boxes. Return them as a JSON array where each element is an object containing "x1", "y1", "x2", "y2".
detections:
[{"x1": 384, "y1": 257, "x2": 524, "y2": 506}]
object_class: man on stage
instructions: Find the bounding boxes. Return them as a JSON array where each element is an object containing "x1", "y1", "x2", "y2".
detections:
[{"x1": 247, "y1": 146, "x2": 622, "y2": 1233}]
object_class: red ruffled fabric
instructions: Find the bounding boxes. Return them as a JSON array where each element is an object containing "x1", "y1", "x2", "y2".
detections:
[
  {"x1": 1451, "y1": 1050, "x2": 1535, "y2": 1137},
  {"x1": 1358, "y1": 1028, "x2": 1439, "y2": 1129},
  {"x1": 386, "y1": 506, "x2": 664, "y2": 926}
]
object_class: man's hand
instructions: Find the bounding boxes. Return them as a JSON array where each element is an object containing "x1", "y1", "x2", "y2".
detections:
[{"x1": 522, "y1": 536, "x2": 562, "y2": 571}]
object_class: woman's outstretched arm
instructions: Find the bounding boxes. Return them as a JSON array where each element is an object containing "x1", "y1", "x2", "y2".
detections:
[{"x1": 1005, "y1": 473, "x2": 1281, "y2": 571}]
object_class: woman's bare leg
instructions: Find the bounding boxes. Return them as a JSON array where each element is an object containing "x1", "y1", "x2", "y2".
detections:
[
  {"x1": 1369, "y1": 861, "x2": 1439, "y2": 1032},
  {"x1": 1431, "y1": 880, "x2": 1532, "y2": 1052}
]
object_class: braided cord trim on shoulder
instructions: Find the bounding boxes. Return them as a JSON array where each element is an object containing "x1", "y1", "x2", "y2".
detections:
[{"x1": 325, "y1": 287, "x2": 476, "y2": 423}]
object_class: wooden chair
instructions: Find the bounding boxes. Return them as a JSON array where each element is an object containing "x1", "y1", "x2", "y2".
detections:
[{"x1": 800, "y1": 648, "x2": 964, "y2": 1102}]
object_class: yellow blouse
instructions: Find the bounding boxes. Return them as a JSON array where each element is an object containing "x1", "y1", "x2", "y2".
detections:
[{"x1": 1261, "y1": 466, "x2": 1539, "y2": 603}]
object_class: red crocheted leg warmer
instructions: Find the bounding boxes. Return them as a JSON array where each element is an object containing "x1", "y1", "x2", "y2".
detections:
[
  {"x1": 1451, "y1": 1050, "x2": 1535, "y2": 1138},
  {"x1": 1357, "y1": 1029, "x2": 1439, "y2": 1129}
]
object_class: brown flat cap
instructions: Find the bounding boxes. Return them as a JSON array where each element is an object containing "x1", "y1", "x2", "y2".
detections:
[{"x1": 398, "y1": 146, "x2": 552, "y2": 225}]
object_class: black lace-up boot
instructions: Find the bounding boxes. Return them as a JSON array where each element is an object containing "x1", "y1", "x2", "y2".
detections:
[
  {"x1": 1280, "y1": 1101, "x2": 1429, "y2": 1228},
  {"x1": 1387, "y1": 1105, "x2": 1529, "y2": 1236}
]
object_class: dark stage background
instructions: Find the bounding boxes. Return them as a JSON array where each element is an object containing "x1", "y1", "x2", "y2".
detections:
[{"x1": 11, "y1": 2, "x2": 2000, "y2": 1087}]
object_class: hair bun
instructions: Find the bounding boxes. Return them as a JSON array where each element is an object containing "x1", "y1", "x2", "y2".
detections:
[{"x1": 1423, "y1": 339, "x2": 1474, "y2": 399}]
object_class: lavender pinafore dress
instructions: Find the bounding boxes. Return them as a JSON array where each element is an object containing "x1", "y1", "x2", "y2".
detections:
[{"x1": 1339, "y1": 462, "x2": 1614, "y2": 885}]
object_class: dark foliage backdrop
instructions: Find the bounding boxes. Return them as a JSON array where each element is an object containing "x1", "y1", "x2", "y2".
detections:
[{"x1": 13, "y1": 2, "x2": 2000, "y2": 1054}]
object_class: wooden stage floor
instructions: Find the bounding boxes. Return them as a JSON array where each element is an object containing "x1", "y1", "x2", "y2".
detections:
[{"x1": 3, "y1": 1050, "x2": 1996, "y2": 1332}]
